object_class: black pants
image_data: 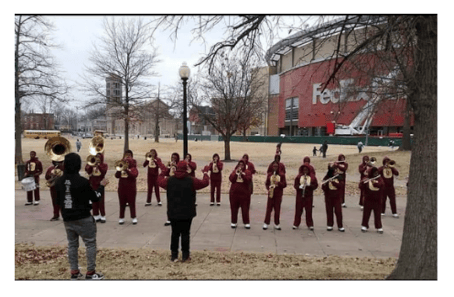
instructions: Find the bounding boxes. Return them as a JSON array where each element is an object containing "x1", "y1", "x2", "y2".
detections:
[{"x1": 170, "y1": 218, "x2": 193, "y2": 258}]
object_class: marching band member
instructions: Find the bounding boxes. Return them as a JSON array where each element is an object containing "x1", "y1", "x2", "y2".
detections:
[
  {"x1": 208, "y1": 153, "x2": 223, "y2": 206},
  {"x1": 157, "y1": 161, "x2": 210, "y2": 262},
  {"x1": 229, "y1": 159, "x2": 252, "y2": 229},
  {"x1": 115, "y1": 150, "x2": 139, "y2": 225},
  {"x1": 321, "y1": 163, "x2": 344, "y2": 232},
  {"x1": 267, "y1": 154, "x2": 286, "y2": 175},
  {"x1": 379, "y1": 157, "x2": 399, "y2": 217},
  {"x1": 263, "y1": 162, "x2": 287, "y2": 230},
  {"x1": 292, "y1": 164, "x2": 318, "y2": 230},
  {"x1": 45, "y1": 160, "x2": 65, "y2": 221},
  {"x1": 157, "y1": 152, "x2": 180, "y2": 226},
  {"x1": 242, "y1": 154, "x2": 256, "y2": 195},
  {"x1": 336, "y1": 154, "x2": 349, "y2": 208},
  {"x1": 143, "y1": 149, "x2": 162, "y2": 206},
  {"x1": 358, "y1": 155, "x2": 372, "y2": 209},
  {"x1": 185, "y1": 153, "x2": 197, "y2": 177},
  {"x1": 85, "y1": 152, "x2": 108, "y2": 223},
  {"x1": 24, "y1": 151, "x2": 43, "y2": 205},
  {"x1": 360, "y1": 167, "x2": 384, "y2": 233}
]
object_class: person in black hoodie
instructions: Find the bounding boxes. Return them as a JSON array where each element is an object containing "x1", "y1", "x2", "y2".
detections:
[
  {"x1": 55, "y1": 153, "x2": 108, "y2": 280},
  {"x1": 158, "y1": 161, "x2": 209, "y2": 262}
]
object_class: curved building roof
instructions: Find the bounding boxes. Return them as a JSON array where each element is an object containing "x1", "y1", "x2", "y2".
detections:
[{"x1": 265, "y1": 15, "x2": 385, "y2": 67}]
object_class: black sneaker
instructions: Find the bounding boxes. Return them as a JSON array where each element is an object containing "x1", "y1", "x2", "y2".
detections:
[
  {"x1": 171, "y1": 254, "x2": 178, "y2": 262},
  {"x1": 164, "y1": 221, "x2": 171, "y2": 226},
  {"x1": 85, "y1": 272, "x2": 104, "y2": 280},
  {"x1": 70, "y1": 272, "x2": 84, "y2": 280},
  {"x1": 25, "y1": 202, "x2": 32, "y2": 206},
  {"x1": 145, "y1": 202, "x2": 152, "y2": 206},
  {"x1": 50, "y1": 217, "x2": 59, "y2": 221},
  {"x1": 182, "y1": 257, "x2": 191, "y2": 263}
]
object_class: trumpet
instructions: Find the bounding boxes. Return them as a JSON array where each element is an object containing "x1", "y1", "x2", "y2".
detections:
[
  {"x1": 236, "y1": 168, "x2": 242, "y2": 175},
  {"x1": 363, "y1": 175, "x2": 380, "y2": 184},
  {"x1": 368, "y1": 157, "x2": 377, "y2": 166},
  {"x1": 321, "y1": 174, "x2": 339, "y2": 185},
  {"x1": 115, "y1": 160, "x2": 129, "y2": 172},
  {"x1": 145, "y1": 152, "x2": 154, "y2": 161},
  {"x1": 86, "y1": 155, "x2": 101, "y2": 167}
]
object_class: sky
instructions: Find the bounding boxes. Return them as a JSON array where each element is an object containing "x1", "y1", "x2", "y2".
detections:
[{"x1": 40, "y1": 15, "x2": 232, "y2": 108}]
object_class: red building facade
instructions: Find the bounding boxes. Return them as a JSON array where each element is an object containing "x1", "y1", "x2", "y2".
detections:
[{"x1": 22, "y1": 113, "x2": 55, "y2": 131}]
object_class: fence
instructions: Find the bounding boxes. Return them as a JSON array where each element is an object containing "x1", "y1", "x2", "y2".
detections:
[{"x1": 177, "y1": 134, "x2": 404, "y2": 147}]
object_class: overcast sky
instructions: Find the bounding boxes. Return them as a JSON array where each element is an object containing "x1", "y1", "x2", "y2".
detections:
[{"x1": 46, "y1": 15, "x2": 231, "y2": 108}]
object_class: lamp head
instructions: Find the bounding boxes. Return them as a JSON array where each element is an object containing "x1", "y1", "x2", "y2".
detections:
[{"x1": 179, "y1": 62, "x2": 190, "y2": 80}]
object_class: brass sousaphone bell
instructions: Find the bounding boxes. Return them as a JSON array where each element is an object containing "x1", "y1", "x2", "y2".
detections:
[
  {"x1": 44, "y1": 136, "x2": 71, "y2": 186},
  {"x1": 44, "y1": 136, "x2": 71, "y2": 162}
]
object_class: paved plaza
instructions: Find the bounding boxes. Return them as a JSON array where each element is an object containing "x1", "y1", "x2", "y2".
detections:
[{"x1": 15, "y1": 190, "x2": 405, "y2": 258}]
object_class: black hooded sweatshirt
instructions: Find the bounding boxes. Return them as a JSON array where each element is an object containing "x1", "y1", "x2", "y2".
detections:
[{"x1": 55, "y1": 153, "x2": 103, "y2": 221}]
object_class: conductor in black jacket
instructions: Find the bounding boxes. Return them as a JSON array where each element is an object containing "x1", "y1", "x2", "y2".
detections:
[
  {"x1": 158, "y1": 161, "x2": 210, "y2": 262},
  {"x1": 55, "y1": 153, "x2": 109, "y2": 280}
]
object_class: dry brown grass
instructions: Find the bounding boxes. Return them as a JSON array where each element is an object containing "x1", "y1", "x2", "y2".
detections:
[
  {"x1": 15, "y1": 135, "x2": 410, "y2": 197},
  {"x1": 15, "y1": 243, "x2": 396, "y2": 280}
]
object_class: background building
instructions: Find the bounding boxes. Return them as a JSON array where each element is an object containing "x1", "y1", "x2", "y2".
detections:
[
  {"x1": 265, "y1": 20, "x2": 412, "y2": 137},
  {"x1": 22, "y1": 113, "x2": 55, "y2": 130}
]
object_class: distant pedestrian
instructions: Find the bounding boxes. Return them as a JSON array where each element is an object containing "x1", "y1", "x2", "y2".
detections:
[
  {"x1": 357, "y1": 141, "x2": 364, "y2": 153},
  {"x1": 55, "y1": 152, "x2": 108, "y2": 280},
  {"x1": 319, "y1": 145, "x2": 323, "y2": 156},
  {"x1": 322, "y1": 141, "x2": 328, "y2": 158},
  {"x1": 312, "y1": 146, "x2": 318, "y2": 157},
  {"x1": 76, "y1": 139, "x2": 82, "y2": 152}
]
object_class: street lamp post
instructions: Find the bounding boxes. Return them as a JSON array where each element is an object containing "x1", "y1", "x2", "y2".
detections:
[{"x1": 179, "y1": 62, "x2": 190, "y2": 158}]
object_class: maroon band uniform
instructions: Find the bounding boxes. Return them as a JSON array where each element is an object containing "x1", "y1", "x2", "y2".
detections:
[
  {"x1": 336, "y1": 154, "x2": 348, "y2": 206},
  {"x1": 322, "y1": 166, "x2": 343, "y2": 230},
  {"x1": 293, "y1": 164, "x2": 318, "y2": 229},
  {"x1": 229, "y1": 160, "x2": 252, "y2": 227},
  {"x1": 85, "y1": 153, "x2": 108, "y2": 221},
  {"x1": 115, "y1": 150, "x2": 138, "y2": 222},
  {"x1": 378, "y1": 157, "x2": 399, "y2": 216},
  {"x1": 208, "y1": 153, "x2": 223, "y2": 205},
  {"x1": 143, "y1": 149, "x2": 162, "y2": 205},
  {"x1": 45, "y1": 161, "x2": 64, "y2": 220},
  {"x1": 264, "y1": 163, "x2": 287, "y2": 227},
  {"x1": 358, "y1": 155, "x2": 372, "y2": 207},
  {"x1": 24, "y1": 151, "x2": 43, "y2": 204},
  {"x1": 360, "y1": 168, "x2": 384, "y2": 232}
]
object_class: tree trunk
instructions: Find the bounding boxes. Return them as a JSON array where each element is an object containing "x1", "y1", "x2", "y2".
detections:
[
  {"x1": 124, "y1": 117, "x2": 129, "y2": 152},
  {"x1": 387, "y1": 15, "x2": 437, "y2": 280},
  {"x1": 401, "y1": 98, "x2": 412, "y2": 151},
  {"x1": 224, "y1": 134, "x2": 231, "y2": 161}
]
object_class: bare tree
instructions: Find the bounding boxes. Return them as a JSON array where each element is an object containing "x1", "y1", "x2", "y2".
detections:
[
  {"x1": 81, "y1": 17, "x2": 160, "y2": 152},
  {"x1": 155, "y1": 15, "x2": 437, "y2": 279},
  {"x1": 188, "y1": 51, "x2": 268, "y2": 160},
  {"x1": 15, "y1": 15, "x2": 70, "y2": 171}
]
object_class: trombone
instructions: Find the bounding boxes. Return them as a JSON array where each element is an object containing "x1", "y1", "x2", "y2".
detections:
[
  {"x1": 363, "y1": 175, "x2": 380, "y2": 184},
  {"x1": 321, "y1": 174, "x2": 339, "y2": 185}
]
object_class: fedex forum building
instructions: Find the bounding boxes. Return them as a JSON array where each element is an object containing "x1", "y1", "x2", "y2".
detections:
[{"x1": 265, "y1": 19, "x2": 411, "y2": 137}]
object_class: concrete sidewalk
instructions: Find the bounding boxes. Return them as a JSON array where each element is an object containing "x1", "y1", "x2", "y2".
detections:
[{"x1": 15, "y1": 190, "x2": 405, "y2": 258}]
